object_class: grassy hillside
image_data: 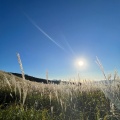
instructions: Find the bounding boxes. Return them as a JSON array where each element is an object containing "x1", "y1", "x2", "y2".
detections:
[
  {"x1": 11, "y1": 72, "x2": 61, "y2": 84},
  {"x1": 0, "y1": 70, "x2": 120, "y2": 120}
]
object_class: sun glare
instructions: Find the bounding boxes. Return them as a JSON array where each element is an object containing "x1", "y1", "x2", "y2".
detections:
[
  {"x1": 74, "y1": 58, "x2": 88, "y2": 70},
  {"x1": 78, "y1": 61, "x2": 84, "y2": 66}
]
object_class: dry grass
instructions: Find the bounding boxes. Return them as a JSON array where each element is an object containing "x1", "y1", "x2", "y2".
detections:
[{"x1": 0, "y1": 54, "x2": 119, "y2": 119}]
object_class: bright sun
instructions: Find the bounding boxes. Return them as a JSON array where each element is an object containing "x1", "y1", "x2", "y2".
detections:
[
  {"x1": 78, "y1": 61, "x2": 84, "y2": 66},
  {"x1": 74, "y1": 58, "x2": 88, "y2": 69}
]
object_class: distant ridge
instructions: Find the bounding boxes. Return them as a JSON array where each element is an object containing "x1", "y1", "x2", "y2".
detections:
[
  {"x1": 11, "y1": 73, "x2": 60, "y2": 84},
  {"x1": 0, "y1": 70, "x2": 61, "y2": 84},
  {"x1": 11, "y1": 72, "x2": 61, "y2": 84}
]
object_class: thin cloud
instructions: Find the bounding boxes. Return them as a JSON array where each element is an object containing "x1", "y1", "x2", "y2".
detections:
[
  {"x1": 62, "y1": 35, "x2": 76, "y2": 56},
  {"x1": 24, "y1": 13, "x2": 65, "y2": 51}
]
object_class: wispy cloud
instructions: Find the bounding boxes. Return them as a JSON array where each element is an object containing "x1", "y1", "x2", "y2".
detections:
[
  {"x1": 62, "y1": 35, "x2": 76, "y2": 56},
  {"x1": 24, "y1": 13, "x2": 65, "y2": 51}
]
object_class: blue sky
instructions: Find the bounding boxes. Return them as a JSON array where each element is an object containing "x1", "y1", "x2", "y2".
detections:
[{"x1": 0, "y1": 0, "x2": 120, "y2": 80}]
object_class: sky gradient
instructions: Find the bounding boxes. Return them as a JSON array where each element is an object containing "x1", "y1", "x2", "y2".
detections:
[{"x1": 0, "y1": 0, "x2": 120, "y2": 80}]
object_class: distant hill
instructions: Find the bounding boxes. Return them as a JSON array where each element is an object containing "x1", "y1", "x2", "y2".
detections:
[
  {"x1": 94, "y1": 79, "x2": 120, "y2": 86},
  {"x1": 0, "y1": 70, "x2": 61, "y2": 84},
  {"x1": 11, "y1": 72, "x2": 61, "y2": 84},
  {"x1": 11, "y1": 72, "x2": 49, "y2": 83}
]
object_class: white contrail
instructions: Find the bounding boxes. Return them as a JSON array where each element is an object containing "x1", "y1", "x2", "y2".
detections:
[
  {"x1": 24, "y1": 14, "x2": 65, "y2": 51},
  {"x1": 63, "y1": 36, "x2": 76, "y2": 56}
]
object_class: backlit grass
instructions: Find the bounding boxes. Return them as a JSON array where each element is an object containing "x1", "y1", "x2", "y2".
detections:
[{"x1": 0, "y1": 71, "x2": 120, "y2": 120}]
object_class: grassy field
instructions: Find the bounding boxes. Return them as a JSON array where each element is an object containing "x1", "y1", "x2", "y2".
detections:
[{"x1": 0, "y1": 70, "x2": 120, "y2": 120}]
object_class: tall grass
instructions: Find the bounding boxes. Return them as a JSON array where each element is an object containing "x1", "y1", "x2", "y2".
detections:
[
  {"x1": 0, "y1": 71, "x2": 120, "y2": 119},
  {"x1": 96, "y1": 57, "x2": 120, "y2": 119},
  {"x1": 0, "y1": 54, "x2": 119, "y2": 119}
]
